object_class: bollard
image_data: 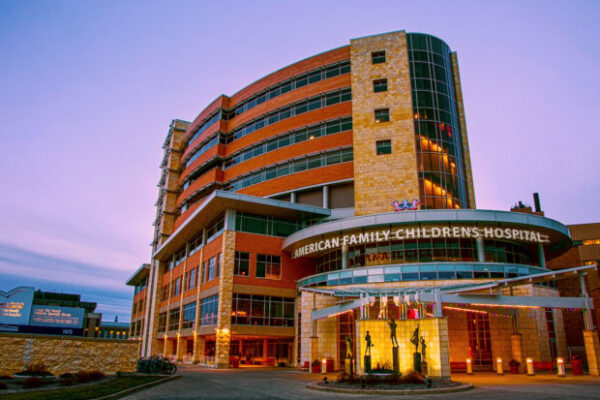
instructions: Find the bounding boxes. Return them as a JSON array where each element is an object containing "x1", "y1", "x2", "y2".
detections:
[
  {"x1": 322, "y1": 359, "x2": 327, "y2": 374},
  {"x1": 557, "y1": 358, "x2": 566, "y2": 377},
  {"x1": 526, "y1": 358, "x2": 535, "y2": 376},
  {"x1": 466, "y1": 358, "x2": 473, "y2": 375},
  {"x1": 496, "y1": 357, "x2": 504, "y2": 375}
]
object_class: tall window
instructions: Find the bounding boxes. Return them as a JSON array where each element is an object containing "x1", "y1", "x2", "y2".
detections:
[
  {"x1": 202, "y1": 261, "x2": 207, "y2": 284},
  {"x1": 161, "y1": 285, "x2": 169, "y2": 302},
  {"x1": 231, "y1": 294, "x2": 294, "y2": 326},
  {"x1": 168, "y1": 308, "x2": 180, "y2": 331},
  {"x1": 235, "y1": 251, "x2": 250, "y2": 276},
  {"x1": 182, "y1": 302, "x2": 196, "y2": 329},
  {"x1": 208, "y1": 257, "x2": 216, "y2": 281},
  {"x1": 184, "y1": 267, "x2": 197, "y2": 291},
  {"x1": 256, "y1": 254, "x2": 281, "y2": 279},
  {"x1": 158, "y1": 312, "x2": 167, "y2": 332},
  {"x1": 171, "y1": 277, "x2": 181, "y2": 297},
  {"x1": 200, "y1": 295, "x2": 219, "y2": 325}
]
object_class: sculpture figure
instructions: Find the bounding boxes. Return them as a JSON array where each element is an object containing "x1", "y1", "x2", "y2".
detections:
[
  {"x1": 388, "y1": 318, "x2": 399, "y2": 347},
  {"x1": 410, "y1": 324, "x2": 420, "y2": 353},
  {"x1": 345, "y1": 335, "x2": 353, "y2": 359},
  {"x1": 420, "y1": 337, "x2": 427, "y2": 360},
  {"x1": 365, "y1": 330, "x2": 373, "y2": 356}
]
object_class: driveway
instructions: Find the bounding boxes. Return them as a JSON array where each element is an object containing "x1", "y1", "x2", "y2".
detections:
[{"x1": 121, "y1": 366, "x2": 600, "y2": 400}]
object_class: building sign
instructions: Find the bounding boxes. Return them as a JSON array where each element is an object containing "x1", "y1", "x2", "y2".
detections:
[
  {"x1": 0, "y1": 287, "x2": 35, "y2": 325},
  {"x1": 293, "y1": 225, "x2": 550, "y2": 258},
  {"x1": 29, "y1": 306, "x2": 84, "y2": 328}
]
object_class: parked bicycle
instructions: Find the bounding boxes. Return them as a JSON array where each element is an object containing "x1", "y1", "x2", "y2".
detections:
[{"x1": 137, "y1": 356, "x2": 177, "y2": 375}]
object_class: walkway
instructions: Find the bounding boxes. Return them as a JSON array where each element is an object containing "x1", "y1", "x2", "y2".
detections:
[{"x1": 121, "y1": 366, "x2": 600, "y2": 400}]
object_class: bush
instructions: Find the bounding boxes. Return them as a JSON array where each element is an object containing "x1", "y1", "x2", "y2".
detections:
[
  {"x1": 0, "y1": 375, "x2": 12, "y2": 380},
  {"x1": 23, "y1": 377, "x2": 43, "y2": 388},
  {"x1": 0, "y1": 381, "x2": 8, "y2": 390},
  {"x1": 400, "y1": 370, "x2": 425, "y2": 384},
  {"x1": 24, "y1": 361, "x2": 48, "y2": 374},
  {"x1": 384, "y1": 373, "x2": 402, "y2": 384},
  {"x1": 89, "y1": 371, "x2": 105, "y2": 381},
  {"x1": 60, "y1": 377, "x2": 75, "y2": 386},
  {"x1": 59, "y1": 373, "x2": 74, "y2": 379},
  {"x1": 76, "y1": 371, "x2": 92, "y2": 383}
]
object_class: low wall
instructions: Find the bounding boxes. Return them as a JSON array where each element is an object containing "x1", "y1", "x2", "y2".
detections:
[{"x1": 0, "y1": 333, "x2": 140, "y2": 376}]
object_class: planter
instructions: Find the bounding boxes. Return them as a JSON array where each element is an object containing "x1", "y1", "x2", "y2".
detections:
[
  {"x1": 311, "y1": 364, "x2": 321, "y2": 373},
  {"x1": 509, "y1": 365, "x2": 519, "y2": 374}
]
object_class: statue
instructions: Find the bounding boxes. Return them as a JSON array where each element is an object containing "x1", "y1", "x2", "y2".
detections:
[
  {"x1": 365, "y1": 331, "x2": 373, "y2": 356},
  {"x1": 345, "y1": 335, "x2": 353, "y2": 359},
  {"x1": 410, "y1": 324, "x2": 420, "y2": 353},
  {"x1": 410, "y1": 324, "x2": 422, "y2": 373},
  {"x1": 420, "y1": 337, "x2": 427, "y2": 360},
  {"x1": 388, "y1": 319, "x2": 398, "y2": 347}
]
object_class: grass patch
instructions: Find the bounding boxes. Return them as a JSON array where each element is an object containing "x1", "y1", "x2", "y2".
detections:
[{"x1": 1, "y1": 375, "x2": 164, "y2": 400}]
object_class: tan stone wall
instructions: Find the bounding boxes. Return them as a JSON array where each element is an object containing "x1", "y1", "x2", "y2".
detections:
[
  {"x1": 446, "y1": 309, "x2": 469, "y2": 362},
  {"x1": 356, "y1": 318, "x2": 449, "y2": 378},
  {"x1": 299, "y1": 291, "x2": 338, "y2": 367},
  {"x1": 0, "y1": 333, "x2": 139, "y2": 376},
  {"x1": 350, "y1": 31, "x2": 419, "y2": 215}
]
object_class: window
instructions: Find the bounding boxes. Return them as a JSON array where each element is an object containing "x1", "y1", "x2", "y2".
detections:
[
  {"x1": 375, "y1": 108, "x2": 390, "y2": 123},
  {"x1": 182, "y1": 302, "x2": 196, "y2": 330},
  {"x1": 256, "y1": 254, "x2": 281, "y2": 280},
  {"x1": 168, "y1": 308, "x2": 180, "y2": 331},
  {"x1": 184, "y1": 267, "x2": 197, "y2": 291},
  {"x1": 171, "y1": 277, "x2": 181, "y2": 297},
  {"x1": 231, "y1": 294, "x2": 295, "y2": 327},
  {"x1": 208, "y1": 257, "x2": 216, "y2": 281},
  {"x1": 376, "y1": 140, "x2": 392, "y2": 155},
  {"x1": 158, "y1": 312, "x2": 167, "y2": 332},
  {"x1": 202, "y1": 261, "x2": 207, "y2": 284},
  {"x1": 160, "y1": 285, "x2": 169, "y2": 302},
  {"x1": 234, "y1": 251, "x2": 250, "y2": 276},
  {"x1": 372, "y1": 50, "x2": 386, "y2": 64},
  {"x1": 205, "y1": 214, "x2": 224, "y2": 243},
  {"x1": 373, "y1": 78, "x2": 388, "y2": 93},
  {"x1": 200, "y1": 295, "x2": 219, "y2": 325}
]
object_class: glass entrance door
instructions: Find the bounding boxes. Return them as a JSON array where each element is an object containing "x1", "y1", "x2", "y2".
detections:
[{"x1": 466, "y1": 311, "x2": 492, "y2": 366}]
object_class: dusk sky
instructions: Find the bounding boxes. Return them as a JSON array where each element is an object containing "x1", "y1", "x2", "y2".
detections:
[{"x1": 1, "y1": 1, "x2": 599, "y2": 322}]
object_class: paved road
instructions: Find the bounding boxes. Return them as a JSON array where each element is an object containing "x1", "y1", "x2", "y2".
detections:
[{"x1": 122, "y1": 366, "x2": 600, "y2": 400}]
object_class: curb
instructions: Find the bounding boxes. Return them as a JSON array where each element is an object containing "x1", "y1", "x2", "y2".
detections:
[
  {"x1": 91, "y1": 375, "x2": 181, "y2": 400},
  {"x1": 307, "y1": 381, "x2": 473, "y2": 395}
]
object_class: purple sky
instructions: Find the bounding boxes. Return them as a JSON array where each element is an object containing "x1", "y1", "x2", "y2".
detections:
[{"x1": 1, "y1": 1, "x2": 599, "y2": 321}]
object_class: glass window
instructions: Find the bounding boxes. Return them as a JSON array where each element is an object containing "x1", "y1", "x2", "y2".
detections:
[
  {"x1": 375, "y1": 108, "x2": 390, "y2": 123},
  {"x1": 256, "y1": 254, "x2": 281, "y2": 279},
  {"x1": 376, "y1": 139, "x2": 392, "y2": 155},
  {"x1": 234, "y1": 251, "x2": 250, "y2": 276},
  {"x1": 168, "y1": 308, "x2": 180, "y2": 331},
  {"x1": 373, "y1": 78, "x2": 388, "y2": 92},
  {"x1": 200, "y1": 295, "x2": 218, "y2": 325},
  {"x1": 372, "y1": 50, "x2": 386, "y2": 64},
  {"x1": 182, "y1": 302, "x2": 196, "y2": 329}
]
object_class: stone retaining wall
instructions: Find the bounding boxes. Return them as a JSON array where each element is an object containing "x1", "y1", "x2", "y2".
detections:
[{"x1": 0, "y1": 333, "x2": 140, "y2": 376}]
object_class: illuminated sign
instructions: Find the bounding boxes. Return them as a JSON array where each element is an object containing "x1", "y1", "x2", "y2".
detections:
[
  {"x1": 293, "y1": 225, "x2": 550, "y2": 258},
  {"x1": 29, "y1": 306, "x2": 84, "y2": 328},
  {"x1": 0, "y1": 287, "x2": 34, "y2": 325}
]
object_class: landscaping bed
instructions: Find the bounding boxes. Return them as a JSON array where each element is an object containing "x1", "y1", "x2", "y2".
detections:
[{"x1": 0, "y1": 375, "x2": 167, "y2": 400}]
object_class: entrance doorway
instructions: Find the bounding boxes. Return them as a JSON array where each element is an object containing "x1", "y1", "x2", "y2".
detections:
[{"x1": 467, "y1": 311, "x2": 492, "y2": 367}]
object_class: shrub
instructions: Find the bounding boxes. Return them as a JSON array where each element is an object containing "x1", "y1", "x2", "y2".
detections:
[
  {"x1": 76, "y1": 371, "x2": 92, "y2": 383},
  {"x1": 89, "y1": 371, "x2": 105, "y2": 381},
  {"x1": 0, "y1": 375, "x2": 12, "y2": 380},
  {"x1": 60, "y1": 377, "x2": 75, "y2": 386},
  {"x1": 0, "y1": 381, "x2": 8, "y2": 390},
  {"x1": 23, "y1": 377, "x2": 43, "y2": 388},
  {"x1": 384, "y1": 373, "x2": 402, "y2": 384},
  {"x1": 59, "y1": 373, "x2": 74, "y2": 379},
  {"x1": 24, "y1": 361, "x2": 48, "y2": 374},
  {"x1": 400, "y1": 370, "x2": 425, "y2": 384}
]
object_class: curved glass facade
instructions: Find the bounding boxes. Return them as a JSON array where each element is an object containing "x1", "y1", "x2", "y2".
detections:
[
  {"x1": 317, "y1": 238, "x2": 535, "y2": 274},
  {"x1": 299, "y1": 262, "x2": 549, "y2": 288},
  {"x1": 407, "y1": 33, "x2": 468, "y2": 209}
]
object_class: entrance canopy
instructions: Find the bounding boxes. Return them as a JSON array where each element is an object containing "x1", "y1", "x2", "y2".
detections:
[{"x1": 303, "y1": 265, "x2": 596, "y2": 321}]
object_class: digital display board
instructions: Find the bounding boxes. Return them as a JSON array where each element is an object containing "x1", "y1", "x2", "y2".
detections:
[
  {"x1": 29, "y1": 305, "x2": 84, "y2": 328},
  {"x1": 0, "y1": 287, "x2": 35, "y2": 325}
]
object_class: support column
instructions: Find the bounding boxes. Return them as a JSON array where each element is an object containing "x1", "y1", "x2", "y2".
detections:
[
  {"x1": 511, "y1": 334, "x2": 523, "y2": 372},
  {"x1": 476, "y1": 237, "x2": 485, "y2": 262},
  {"x1": 537, "y1": 244, "x2": 546, "y2": 269},
  {"x1": 584, "y1": 330, "x2": 600, "y2": 376},
  {"x1": 192, "y1": 335, "x2": 206, "y2": 364},
  {"x1": 176, "y1": 334, "x2": 186, "y2": 361},
  {"x1": 290, "y1": 192, "x2": 296, "y2": 203},
  {"x1": 162, "y1": 336, "x2": 169, "y2": 358},
  {"x1": 322, "y1": 185, "x2": 329, "y2": 209},
  {"x1": 341, "y1": 244, "x2": 348, "y2": 269}
]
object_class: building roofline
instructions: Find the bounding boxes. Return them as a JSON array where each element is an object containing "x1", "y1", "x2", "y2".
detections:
[
  {"x1": 152, "y1": 190, "x2": 330, "y2": 260},
  {"x1": 126, "y1": 263, "x2": 150, "y2": 286}
]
